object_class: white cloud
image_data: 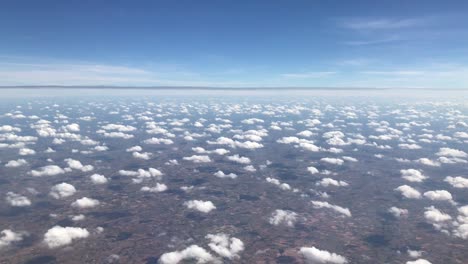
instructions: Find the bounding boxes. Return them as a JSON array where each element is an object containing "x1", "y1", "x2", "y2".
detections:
[
  {"x1": 307, "y1": 166, "x2": 319, "y2": 174},
  {"x1": 399, "y1": 143, "x2": 422, "y2": 150},
  {"x1": 206, "y1": 233, "x2": 244, "y2": 260},
  {"x1": 436, "y1": 147, "x2": 467, "y2": 158},
  {"x1": 423, "y1": 190, "x2": 453, "y2": 202},
  {"x1": 126, "y1": 145, "x2": 142, "y2": 152},
  {"x1": 424, "y1": 206, "x2": 452, "y2": 223},
  {"x1": 159, "y1": 245, "x2": 219, "y2": 264},
  {"x1": 316, "y1": 178, "x2": 349, "y2": 187},
  {"x1": 227, "y1": 154, "x2": 251, "y2": 164},
  {"x1": 395, "y1": 185, "x2": 421, "y2": 199},
  {"x1": 300, "y1": 246, "x2": 348, "y2": 264},
  {"x1": 143, "y1": 137, "x2": 174, "y2": 145},
  {"x1": 388, "y1": 207, "x2": 409, "y2": 218},
  {"x1": 213, "y1": 170, "x2": 237, "y2": 179},
  {"x1": 0, "y1": 229, "x2": 25, "y2": 249},
  {"x1": 50, "y1": 183, "x2": 76, "y2": 199},
  {"x1": 43, "y1": 226, "x2": 89, "y2": 248},
  {"x1": 71, "y1": 197, "x2": 100, "y2": 209},
  {"x1": 19, "y1": 148, "x2": 36, "y2": 156},
  {"x1": 90, "y1": 174, "x2": 108, "y2": 184},
  {"x1": 183, "y1": 155, "x2": 212, "y2": 163},
  {"x1": 5, "y1": 159, "x2": 28, "y2": 167},
  {"x1": 406, "y1": 259, "x2": 432, "y2": 264},
  {"x1": 141, "y1": 183, "x2": 168, "y2": 193},
  {"x1": 184, "y1": 200, "x2": 216, "y2": 213},
  {"x1": 321, "y1": 158, "x2": 344, "y2": 165},
  {"x1": 269, "y1": 209, "x2": 298, "y2": 227},
  {"x1": 65, "y1": 158, "x2": 94, "y2": 172},
  {"x1": 311, "y1": 201, "x2": 351, "y2": 217},
  {"x1": 400, "y1": 169, "x2": 427, "y2": 182},
  {"x1": 30, "y1": 165, "x2": 67, "y2": 176},
  {"x1": 6, "y1": 192, "x2": 31, "y2": 207},
  {"x1": 444, "y1": 176, "x2": 468, "y2": 188},
  {"x1": 132, "y1": 151, "x2": 152, "y2": 160}
]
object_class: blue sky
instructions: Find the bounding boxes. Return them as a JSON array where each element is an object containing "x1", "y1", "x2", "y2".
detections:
[{"x1": 1, "y1": 0, "x2": 468, "y2": 88}]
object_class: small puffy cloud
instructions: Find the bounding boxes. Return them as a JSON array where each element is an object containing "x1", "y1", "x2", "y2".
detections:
[
  {"x1": 65, "y1": 123, "x2": 80, "y2": 132},
  {"x1": 307, "y1": 166, "x2": 319, "y2": 174},
  {"x1": 0, "y1": 125, "x2": 21, "y2": 132},
  {"x1": 436, "y1": 147, "x2": 467, "y2": 158},
  {"x1": 388, "y1": 207, "x2": 409, "y2": 218},
  {"x1": 65, "y1": 158, "x2": 94, "y2": 172},
  {"x1": 90, "y1": 174, "x2": 108, "y2": 184},
  {"x1": 101, "y1": 124, "x2": 136, "y2": 132},
  {"x1": 118, "y1": 168, "x2": 163, "y2": 179},
  {"x1": 71, "y1": 197, "x2": 100, "y2": 209},
  {"x1": 213, "y1": 170, "x2": 237, "y2": 179},
  {"x1": 316, "y1": 178, "x2": 349, "y2": 187},
  {"x1": 444, "y1": 176, "x2": 468, "y2": 188},
  {"x1": 19, "y1": 148, "x2": 36, "y2": 156},
  {"x1": 6, "y1": 192, "x2": 31, "y2": 207},
  {"x1": 395, "y1": 185, "x2": 421, "y2": 199},
  {"x1": 100, "y1": 131, "x2": 134, "y2": 139},
  {"x1": 184, "y1": 200, "x2": 216, "y2": 213},
  {"x1": 183, "y1": 155, "x2": 212, "y2": 163},
  {"x1": 269, "y1": 209, "x2": 298, "y2": 227},
  {"x1": 132, "y1": 151, "x2": 152, "y2": 160},
  {"x1": 300, "y1": 142, "x2": 321, "y2": 152},
  {"x1": 399, "y1": 143, "x2": 422, "y2": 150},
  {"x1": 415, "y1": 158, "x2": 440, "y2": 167},
  {"x1": 206, "y1": 233, "x2": 244, "y2": 260},
  {"x1": 143, "y1": 137, "x2": 174, "y2": 145},
  {"x1": 424, "y1": 206, "x2": 452, "y2": 223},
  {"x1": 5, "y1": 159, "x2": 28, "y2": 167},
  {"x1": 0, "y1": 229, "x2": 25, "y2": 249},
  {"x1": 50, "y1": 183, "x2": 77, "y2": 199},
  {"x1": 159, "y1": 245, "x2": 218, "y2": 264},
  {"x1": 30, "y1": 165, "x2": 67, "y2": 176},
  {"x1": 266, "y1": 177, "x2": 291, "y2": 191},
  {"x1": 423, "y1": 190, "x2": 453, "y2": 202},
  {"x1": 126, "y1": 145, "x2": 142, "y2": 152},
  {"x1": 227, "y1": 154, "x2": 251, "y2": 164},
  {"x1": 406, "y1": 259, "x2": 432, "y2": 264},
  {"x1": 400, "y1": 169, "x2": 427, "y2": 182},
  {"x1": 300, "y1": 246, "x2": 348, "y2": 264},
  {"x1": 311, "y1": 201, "x2": 351, "y2": 217},
  {"x1": 43, "y1": 226, "x2": 89, "y2": 248},
  {"x1": 141, "y1": 183, "x2": 168, "y2": 193},
  {"x1": 321, "y1": 158, "x2": 344, "y2": 165}
]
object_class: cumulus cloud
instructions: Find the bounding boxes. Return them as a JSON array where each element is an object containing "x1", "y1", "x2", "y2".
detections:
[
  {"x1": 30, "y1": 165, "x2": 67, "y2": 176},
  {"x1": 50, "y1": 183, "x2": 77, "y2": 199},
  {"x1": 400, "y1": 169, "x2": 427, "y2": 182},
  {"x1": 395, "y1": 185, "x2": 421, "y2": 199},
  {"x1": 269, "y1": 209, "x2": 298, "y2": 227},
  {"x1": 388, "y1": 206, "x2": 409, "y2": 218},
  {"x1": 206, "y1": 233, "x2": 244, "y2": 260},
  {"x1": 5, "y1": 159, "x2": 28, "y2": 167},
  {"x1": 6, "y1": 192, "x2": 31, "y2": 207},
  {"x1": 307, "y1": 166, "x2": 319, "y2": 174},
  {"x1": 321, "y1": 158, "x2": 344, "y2": 165},
  {"x1": 71, "y1": 197, "x2": 100, "y2": 208},
  {"x1": 184, "y1": 200, "x2": 216, "y2": 213},
  {"x1": 311, "y1": 201, "x2": 351, "y2": 217},
  {"x1": 227, "y1": 154, "x2": 251, "y2": 164},
  {"x1": 90, "y1": 173, "x2": 108, "y2": 184},
  {"x1": 300, "y1": 246, "x2": 348, "y2": 264},
  {"x1": 132, "y1": 151, "x2": 152, "y2": 160},
  {"x1": 406, "y1": 259, "x2": 432, "y2": 264},
  {"x1": 141, "y1": 183, "x2": 168, "y2": 193},
  {"x1": 0, "y1": 229, "x2": 25, "y2": 249},
  {"x1": 444, "y1": 176, "x2": 468, "y2": 188},
  {"x1": 126, "y1": 145, "x2": 142, "y2": 152},
  {"x1": 424, "y1": 206, "x2": 452, "y2": 223},
  {"x1": 65, "y1": 158, "x2": 94, "y2": 172},
  {"x1": 399, "y1": 143, "x2": 422, "y2": 150},
  {"x1": 159, "y1": 245, "x2": 218, "y2": 264},
  {"x1": 143, "y1": 137, "x2": 174, "y2": 145},
  {"x1": 266, "y1": 177, "x2": 291, "y2": 191},
  {"x1": 213, "y1": 170, "x2": 237, "y2": 179},
  {"x1": 423, "y1": 190, "x2": 453, "y2": 202},
  {"x1": 43, "y1": 226, "x2": 89, "y2": 248},
  {"x1": 183, "y1": 155, "x2": 212, "y2": 163},
  {"x1": 118, "y1": 168, "x2": 163, "y2": 179},
  {"x1": 316, "y1": 178, "x2": 349, "y2": 187},
  {"x1": 19, "y1": 148, "x2": 36, "y2": 156},
  {"x1": 436, "y1": 147, "x2": 467, "y2": 158}
]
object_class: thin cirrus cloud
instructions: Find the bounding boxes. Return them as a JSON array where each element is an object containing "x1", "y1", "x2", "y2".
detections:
[
  {"x1": 280, "y1": 71, "x2": 336, "y2": 79},
  {"x1": 341, "y1": 18, "x2": 427, "y2": 30}
]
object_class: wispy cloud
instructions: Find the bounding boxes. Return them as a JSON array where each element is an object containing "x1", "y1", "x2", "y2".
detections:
[
  {"x1": 343, "y1": 36, "x2": 401, "y2": 46},
  {"x1": 341, "y1": 18, "x2": 427, "y2": 31},
  {"x1": 361, "y1": 70, "x2": 425, "y2": 76},
  {"x1": 281, "y1": 71, "x2": 336, "y2": 79}
]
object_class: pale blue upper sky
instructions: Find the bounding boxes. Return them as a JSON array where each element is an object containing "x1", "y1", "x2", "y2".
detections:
[{"x1": 1, "y1": 0, "x2": 468, "y2": 88}]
